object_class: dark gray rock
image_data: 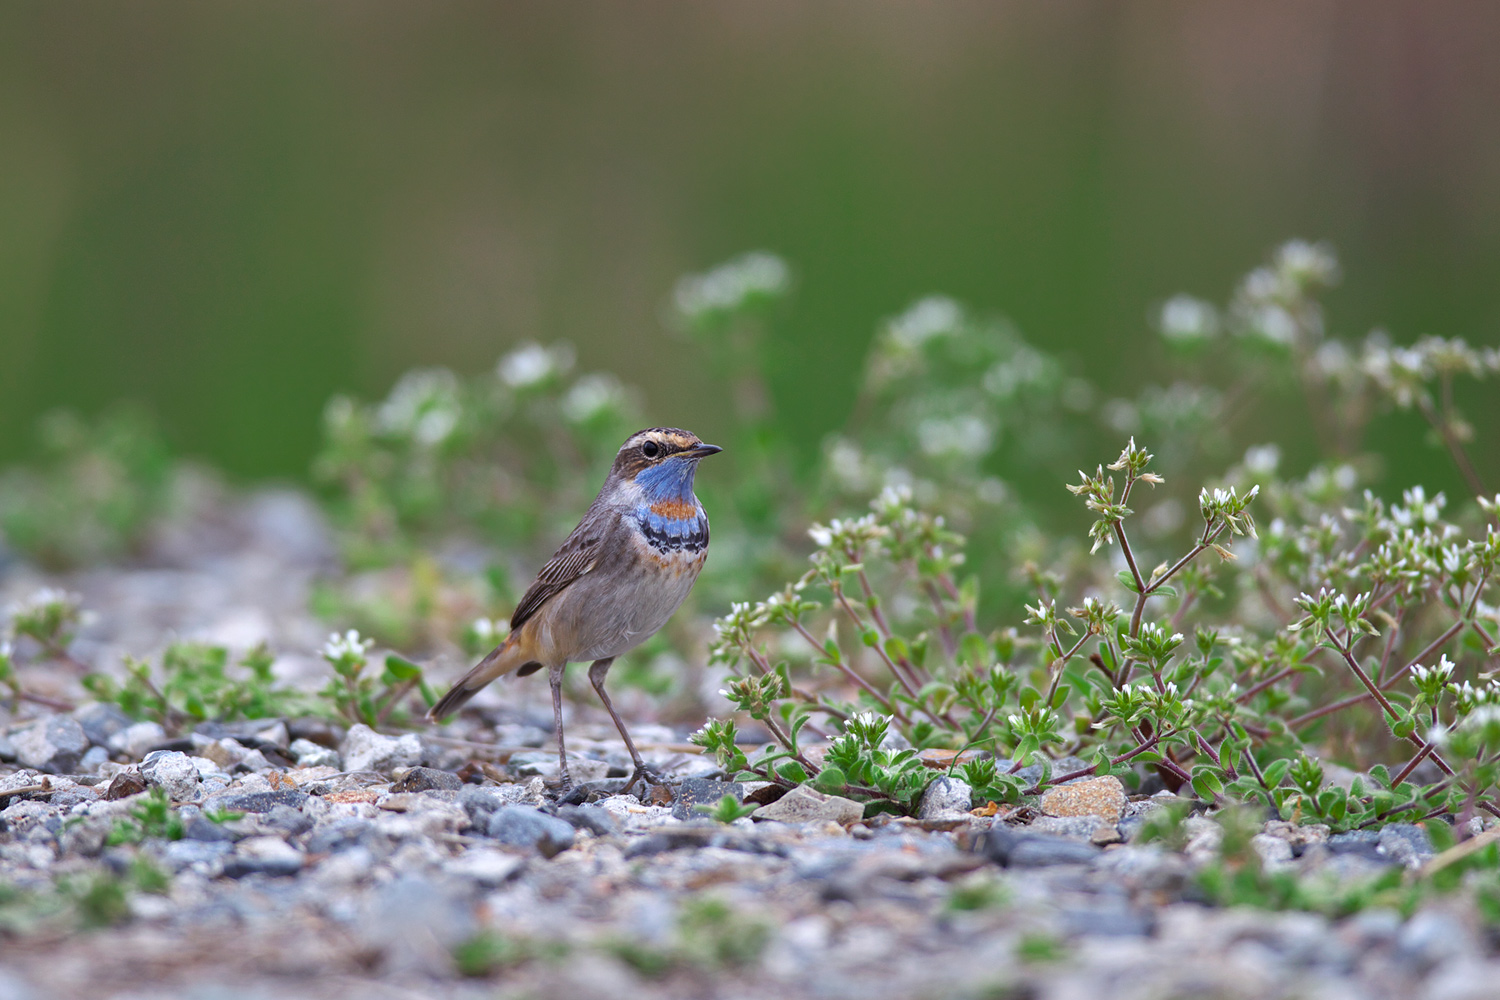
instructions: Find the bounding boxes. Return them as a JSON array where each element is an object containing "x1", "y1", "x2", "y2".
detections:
[
  {"x1": 486, "y1": 806, "x2": 576, "y2": 857},
  {"x1": 78, "y1": 746, "x2": 110, "y2": 773},
  {"x1": 202, "y1": 790, "x2": 309, "y2": 814},
  {"x1": 307, "y1": 818, "x2": 374, "y2": 854},
  {"x1": 1327, "y1": 830, "x2": 1388, "y2": 863},
  {"x1": 262, "y1": 803, "x2": 314, "y2": 836},
  {"x1": 162, "y1": 839, "x2": 234, "y2": 873},
  {"x1": 556, "y1": 804, "x2": 619, "y2": 837},
  {"x1": 223, "y1": 837, "x2": 303, "y2": 878},
  {"x1": 13, "y1": 716, "x2": 90, "y2": 774},
  {"x1": 184, "y1": 815, "x2": 240, "y2": 842},
  {"x1": 391, "y1": 766, "x2": 462, "y2": 793},
  {"x1": 671, "y1": 777, "x2": 745, "y2": 821},
  {"x1": 981, "y1": 827, "x2": 1099, "y2": 867},
  {"x1": 72, "y1": 703, "x2": 133, "y2": 748},
  {"x1": 1378, "y1": 823, "x2": 1434, "y2": 869},
  {"x1": 1060, "y1": 904, "x2": 1153, "y2": 937}
]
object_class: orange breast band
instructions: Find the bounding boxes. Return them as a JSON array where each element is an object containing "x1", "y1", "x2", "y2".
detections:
[{"x1": 649, "y1": 499, "x2": 698, "y2": 519}]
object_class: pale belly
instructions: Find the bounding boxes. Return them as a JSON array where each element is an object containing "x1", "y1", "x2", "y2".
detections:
[{"x1": 527, "y1": 539, "x2": 706, "y2": 664}]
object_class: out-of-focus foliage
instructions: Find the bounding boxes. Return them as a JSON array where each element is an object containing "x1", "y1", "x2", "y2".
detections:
[{"x1": 0, "y1": 407, "x2": 173, "y2": 569}]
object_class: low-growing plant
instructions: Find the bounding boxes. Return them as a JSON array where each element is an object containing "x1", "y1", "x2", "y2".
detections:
[
  {"x1": 107, "y1": 788, "x2": 185, "y2": 845},
  {"x1": 318, "y1": 629, "x2": 433, "y2": 728},
  {"x1": 696, "y1": 794, "x2": 758, "y2": 824},
  {"x1": 694, "y1": 242, "x2": 1500, "y2": 834},
  {"x1": 83, "y1": 641, "x2": 305, "y2": 732}
]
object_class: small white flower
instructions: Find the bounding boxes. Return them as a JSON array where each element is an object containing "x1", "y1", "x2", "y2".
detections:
[
  {"x1": 498, "y1": 342, "x2": 573, "y2": 388},
  {"x1": 323, "y1": 629, "x2": 373, "y2": 662},
  {"x1": 1158, "y1": 295, "x2": 1219, "y2": 343}
]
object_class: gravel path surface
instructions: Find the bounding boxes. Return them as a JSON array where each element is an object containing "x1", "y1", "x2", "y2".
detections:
[{"x1": 2, "y1": 492, "x2": 1497, "y2": 1000}]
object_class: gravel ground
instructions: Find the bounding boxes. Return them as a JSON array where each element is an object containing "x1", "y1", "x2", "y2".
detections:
[{"x1": 2, "y1": 492, "x2": 1498, "y2": 1000}]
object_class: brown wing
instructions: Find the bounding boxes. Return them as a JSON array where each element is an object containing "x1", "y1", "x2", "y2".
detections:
[{"x1": 509, "y1": 512, "x2": 612, "y2": 631}]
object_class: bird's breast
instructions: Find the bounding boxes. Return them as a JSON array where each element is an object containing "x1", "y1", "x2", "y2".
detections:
[{"x1": 631, "y1": 504, "x2": 709, "y2": 561}]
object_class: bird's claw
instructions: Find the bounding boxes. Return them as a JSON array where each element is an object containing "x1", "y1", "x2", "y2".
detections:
[{"x1": 622, "y1": 764, "x2": 666, "y2": 797}]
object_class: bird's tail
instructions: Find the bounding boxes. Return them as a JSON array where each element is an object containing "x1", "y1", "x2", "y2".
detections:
[{"x1": 427, "y1": 632, "x2": 539, "y2": 721}]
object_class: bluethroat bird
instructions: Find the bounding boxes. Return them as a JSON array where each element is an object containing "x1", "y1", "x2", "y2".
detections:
[{"x1": 428, "y1": 427, "x2": 721, "y2": 793}]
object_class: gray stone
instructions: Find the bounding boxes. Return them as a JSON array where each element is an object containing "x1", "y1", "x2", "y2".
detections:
[
  {"x1": 918, "y1": 776, "x2": 973, "y2": 819},
  {"x1": 752, "y1": 785, "x2": 864, "y2": 825},
  {"x1": 1378, "y1": 823, "x2": 1433, "y2": 869},
  {"x1": 390, "y1": 766, "x2": 462, "y2": 793},
  {"x1": 486, "y1": 806, "x2": 576, "y2": 856},
  {"x1": 262, "y1": 803, "x2": 314, "y2": 836},
  {"x1": 1397, "y1": 910, "x2": 1474, "y2": 969},
  {"x1": 0, "y1": 731, "x2": 14, "y2": 761},
  {"x1": 672, "y1": 777, "x2": 745, "y2": 820},
  {"x1": 140, "y1": 750, "x2": 202, "y2": 801},
  {"x1": 78, "y1": 746, "x2": 110, "y2": 773},
  {"x1": 201, "y1": 789, "x2": 309, "y2": 814},
  {"x1": 288, "y1": 738, "x2": 340, "y2": 768},
  {"x1": 162, "y1": 839, "x2": 233, "y2": 873},
  {"x1": 1251, "y1": 833, "x2": 1294, "y2": 865},
  {"x1": 358, "y1": 876, "x2": 476, "y2": 975},
  {"x1": 223, "y1": 836, "x2": 304, "y2": 877},
  {"x1": 12, "y1": 716, "x2": 90, "y2": 773},
  {"x1": 184, "y1": 815, "x2": 240, "y2": 842},
  {"x1": 307, "y1": 818, "x2": 374, "y2": 854},
  {"x1": 339, "y1": 724, "x2": 422, "y2": 774},
  {"x1": 1327, "y1": 829, "x2": 1387, "y2": 863},
  {"x1": 557, "y1": 804, "x2": 619, "y2": 837},
  {"x1": 72, "y1": 703, "x2": 133, "y2": 747},
  {"x1": 443, "y1": 849, "x2": 526, "y2": 887},
  {"x1": 1029, "y1": 815, "x2": 1110, "y2": 839},
  {"x1": 982, "y1": 827, "x2": 1099, "y2": 867},
  {"x1": 457, "y1": 783, "x2": 539, "y2": 828},
  {"x1": 1011, "y1": 755, "x2": 1091, "y2": 785},
  {"x1": 109, "y1": 721, "x2": 169, "y2": 760}
]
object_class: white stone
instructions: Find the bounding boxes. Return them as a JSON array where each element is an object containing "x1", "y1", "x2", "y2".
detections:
[
  {"x1": 140, "y1": 750, "x2": 202, "y2": 801},
  {"x1": 109, "y1": 721, "x2": 168, "y2": 761},
  {"x1": 340, "y1": 724, "x2": 423, "y2": 774}
]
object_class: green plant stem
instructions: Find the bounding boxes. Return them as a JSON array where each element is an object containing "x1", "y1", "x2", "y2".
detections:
[
  {"x1": 1327, "y1": 630, "x2": 1457, "y2": 779},
  {"x1": 1417, "y1": 390, "x2": 1489, "y2": 499},
  {"x1": 786, "y1": 620, "x2": 906, "y2": 723}
]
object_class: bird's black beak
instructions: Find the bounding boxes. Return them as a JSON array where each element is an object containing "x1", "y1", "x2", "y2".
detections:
[{"x1": 686, "y1": 443, "x2": 723, "y2": 459}]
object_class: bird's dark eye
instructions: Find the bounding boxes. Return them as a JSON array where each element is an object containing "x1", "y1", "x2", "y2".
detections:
[{"x1": 641, "y1": 440, "x2": 661, "y2": 459}]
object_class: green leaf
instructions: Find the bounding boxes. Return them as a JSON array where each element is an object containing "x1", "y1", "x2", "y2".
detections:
[
  {"x1": 811, "y1": 765, "x2": 847, "y2": 793},
  {"x1": 1116, "y1": 570, "x2": 1140, "y2": 593},
  {"x1": 1190, "y1": 767, "x2": 1223, "y2": 801},
  {"x1": 1261, "y1": 759, "x2": 1290, "y2": 788},
  {"x1": 1150, "y1": 584, "x2": 1179, "y2": 599},
  {"x1": 384, "y1": 655, "x2": 422, "y2": 681},
  {"x1": 776, "y1": 760, "x2": 809, "y2": 784}
]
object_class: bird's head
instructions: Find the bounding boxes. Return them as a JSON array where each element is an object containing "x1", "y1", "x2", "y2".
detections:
[{"x1": 610, "y1": 427, "x2": 721, "y2": 503}]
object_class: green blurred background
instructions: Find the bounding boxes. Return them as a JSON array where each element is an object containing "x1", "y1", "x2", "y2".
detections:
[{"x1": 2, "y1": 2, "x2": 1497, "y2": 490}]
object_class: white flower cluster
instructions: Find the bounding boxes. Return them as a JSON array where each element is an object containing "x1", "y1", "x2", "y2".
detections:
[
  {"x1": 498, "y1": 342, "x2": 575, "y2": 390},
  {"x1": 322, "y1": 629, "x2": 374, "y2": 663},
  {"x1": 1157, "y1": 294, "x2": 1220, "y2": 344},
  {"x1": 672, "y1": 251, "x2": 791, "y2": 324},
  {"x1": 560, "y1": 373, "x2": 632, "y2": 425},
  {"x1": 376, "y1": 368, "x2": 463, "y2": 447}
]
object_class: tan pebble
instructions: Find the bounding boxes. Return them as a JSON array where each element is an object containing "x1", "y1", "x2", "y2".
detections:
[{"x1": 1038, "y1": 775, "x2": 1127, "y2": 822}]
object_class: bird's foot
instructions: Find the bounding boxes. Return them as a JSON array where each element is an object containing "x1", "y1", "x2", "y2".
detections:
[
  {"x1": 622, "y1": 763, "x2": 667, "y2": 798},
  {"x1": 543, "y1": 772, "x2": 575, "y2": 800}
]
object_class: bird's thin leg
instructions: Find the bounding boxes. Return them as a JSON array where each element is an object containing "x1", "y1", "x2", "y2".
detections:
[
  {"x1": 548, "y1": 663, "x2": 572, "y2": 790},
  {"x1": 588, "y1": 658, "x2": 658, "y2": 794}
]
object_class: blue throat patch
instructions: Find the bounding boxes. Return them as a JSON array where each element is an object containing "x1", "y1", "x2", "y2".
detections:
[
  {"x1": 632, "y1": 457, "x2": 707, "y2": 553},
  {"x1": 634, "y1": 456, "x2": 698, "y2": 504}
]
